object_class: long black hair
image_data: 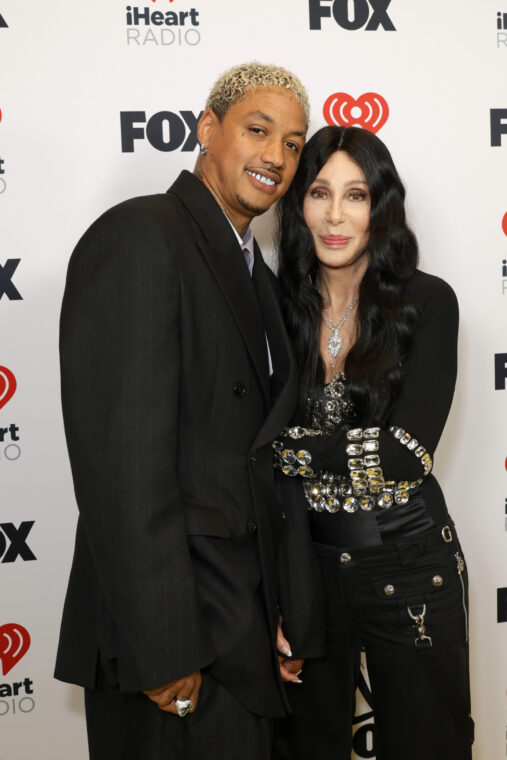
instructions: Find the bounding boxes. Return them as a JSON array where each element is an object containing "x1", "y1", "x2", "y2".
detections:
[{"x1": 278, "y1": 125, "x2": 420, "y2": 426}]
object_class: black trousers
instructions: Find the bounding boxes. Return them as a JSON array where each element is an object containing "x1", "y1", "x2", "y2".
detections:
[
  {"x1": 275, "y1": 522, "x2": 473, "y2": 760},
  {"x1": 85, "y1": 664, "x2": 273, "y2": 760}
]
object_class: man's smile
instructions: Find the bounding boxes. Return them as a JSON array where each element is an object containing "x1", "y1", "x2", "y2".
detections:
[{"x1": 245, "y1": 169, "x2": 280, "y2": 192}]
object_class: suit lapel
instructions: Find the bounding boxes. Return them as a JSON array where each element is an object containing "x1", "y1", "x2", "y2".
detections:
[
  {"x1": 251, "y1": 252, "x2": 298, "y2": 450},
  {"x1": 168, "y1": 172, "x2": 271, "y2": 406}
]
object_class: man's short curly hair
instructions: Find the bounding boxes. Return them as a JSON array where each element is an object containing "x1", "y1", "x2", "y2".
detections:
[{"x1": 205, "y1": 62, "x2": 310, "y2": 127}]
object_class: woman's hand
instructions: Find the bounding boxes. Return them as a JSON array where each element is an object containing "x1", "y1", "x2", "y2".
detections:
[{"x1": 277, "y1": 619, "x2": 303, "y2": 684}]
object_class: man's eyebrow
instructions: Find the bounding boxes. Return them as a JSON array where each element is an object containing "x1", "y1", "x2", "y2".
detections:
[
  {"x1": 246, "y1": 111, "x2": 305, "y2": 137},
  {"x1": 247, "y1": 110, "x2": 274, "y2": 123}
]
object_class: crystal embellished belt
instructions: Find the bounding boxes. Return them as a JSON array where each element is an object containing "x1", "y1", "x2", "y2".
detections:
[
  {"x1": 273, "y1": 424, "x2": 432, "y2": 514},
  {"x1": 302, "y1": 472, "x2": 423, "y2": 514}
]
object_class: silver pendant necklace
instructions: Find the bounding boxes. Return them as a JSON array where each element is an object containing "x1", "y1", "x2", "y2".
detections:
[{"x1": 321, "y1": 296, "x2": 359, "y2": 369}]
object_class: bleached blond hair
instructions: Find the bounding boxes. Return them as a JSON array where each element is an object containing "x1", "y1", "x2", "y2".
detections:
[{"x1": 205, "y1": 62, "x2": 310, "y2": 127}]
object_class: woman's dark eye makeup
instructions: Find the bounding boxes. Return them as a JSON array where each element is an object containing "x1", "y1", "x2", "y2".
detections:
[
  {"x1": 348, "y1": 189, "x2": 368, "y2": 200},
  {"x1": 309, "y1": 186, "x2": 369, "y2": 201},
  {"x1": 309, "y1": 186, "x2": 327, "y2": 198}
]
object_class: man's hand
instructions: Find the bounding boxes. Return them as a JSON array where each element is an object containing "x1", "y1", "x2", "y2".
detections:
[
  {"x1": 143, "y1": 670, "x2": 202, "y2": 714},
  {"x1": 277, "y1": 620, "x2": 303, "y2": 684}
]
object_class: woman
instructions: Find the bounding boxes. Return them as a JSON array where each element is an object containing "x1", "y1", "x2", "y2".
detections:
[{"x1": 273, "y1": 126, "x2": 473, "y2": 760}]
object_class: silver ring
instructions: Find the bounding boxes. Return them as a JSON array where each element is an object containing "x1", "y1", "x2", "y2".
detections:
[{"x1": 175, "y1": 698, "x2": 193, "y2": 718}]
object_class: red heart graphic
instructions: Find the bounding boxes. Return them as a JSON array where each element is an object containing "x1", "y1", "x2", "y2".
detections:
[
  {"x1": 502, "y1": 212, "x2": 507, "y2": 237},
  {"x1": 323, "y1": 92, "x2": 389, "y2": 134},
  {"x1": 0, "y1": 366, "x2": 17, "y2": 410},
  {"x1": 0, "y1": 624, "x2": 31, "y2": 676}
]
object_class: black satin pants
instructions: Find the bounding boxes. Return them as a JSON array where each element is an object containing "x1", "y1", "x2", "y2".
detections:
[{"x1": 275, "y1": 519, "x2": 473, "y2": 760}]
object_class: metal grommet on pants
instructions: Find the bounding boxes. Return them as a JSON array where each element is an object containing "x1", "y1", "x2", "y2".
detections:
[{"x1": 441, "y1": 525, "x2": 453, "y2": 543}]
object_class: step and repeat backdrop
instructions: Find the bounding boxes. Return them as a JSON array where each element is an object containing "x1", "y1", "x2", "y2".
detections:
[{"x1": 1, "y1": 1, "x2": 506, "y2": 758}]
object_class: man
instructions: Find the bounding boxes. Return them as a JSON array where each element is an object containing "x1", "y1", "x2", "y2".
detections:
[{"x1": 55, "y1": 62, "x2": 323, "y2": 759}]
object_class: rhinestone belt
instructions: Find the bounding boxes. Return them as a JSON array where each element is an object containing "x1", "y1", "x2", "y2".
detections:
[{"x1": 273, "y1": 424, "x2": 432, "y2": 515}]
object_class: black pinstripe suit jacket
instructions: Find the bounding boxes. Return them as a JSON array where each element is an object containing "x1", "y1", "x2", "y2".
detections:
[{"x1": 54, "y1": 170, "x2": 324, "y2": 717}]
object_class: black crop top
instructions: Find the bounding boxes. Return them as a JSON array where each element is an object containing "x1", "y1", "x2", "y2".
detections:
[{"x1": 274, "y1": 270, "x2": 458, "y2": 529}]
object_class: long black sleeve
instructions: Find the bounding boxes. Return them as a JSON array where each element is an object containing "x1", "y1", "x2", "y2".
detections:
[
  {"x1": 60, "y1": 203, "x2": 214, "y2": 691},
  {"x1": 299, "y1": 271, "x2": 459, "y2": 482}
]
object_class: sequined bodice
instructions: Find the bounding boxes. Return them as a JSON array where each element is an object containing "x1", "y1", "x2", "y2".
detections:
[
  {"x1": 274, "y1": 372, "x2": 432, "y2": 516},
  {"x1": 307, "y1": 371, "x2": 352, "y2": 434}
]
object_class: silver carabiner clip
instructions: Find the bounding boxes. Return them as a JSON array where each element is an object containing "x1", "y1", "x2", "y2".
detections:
[
  {"x1": 407, "y1": 604, "x2": 433, "y2": 647},
  {"x1": 407, "y1": 604, "x2": 426, "y2": 622}
]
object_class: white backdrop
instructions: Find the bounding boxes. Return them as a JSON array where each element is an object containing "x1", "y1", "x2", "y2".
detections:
[{"x1": 1, "y1": 1, "x2": 506, "y2": 758}]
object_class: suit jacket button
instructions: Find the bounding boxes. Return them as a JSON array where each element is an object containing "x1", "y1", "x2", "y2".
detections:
[
  {"x1": 249, "y1": 451, "x2": 257, "y2": 467},
  {"x1": 247, "y1": 519, "x2": 257, "y2": 533},
  {"x1": 233, "y1": 382, "x2": 246, "y2": 398}
]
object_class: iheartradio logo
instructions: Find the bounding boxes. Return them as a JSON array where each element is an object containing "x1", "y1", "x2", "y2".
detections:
[
  {"x1": 502, "y1": 212, "x2": 507, "y2": 236},
  {"x1": 0, "y1": 366, "x2": 17, "y2": 410},
  {"x1": 323, "y1": 92, "x2": 389, "y2": 134},
  {"x1": 0, "y1": 624, "x2": 31, "y2": 676}
]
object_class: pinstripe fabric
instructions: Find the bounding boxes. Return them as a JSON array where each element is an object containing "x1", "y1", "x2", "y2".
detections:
[{"x1": 55, "y1": 172, "x2": 323, "y2": 735}]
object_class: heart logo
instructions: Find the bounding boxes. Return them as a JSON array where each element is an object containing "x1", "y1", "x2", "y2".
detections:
[
  {"x1": 0, "y1": 366, "x2": 17, "y2": 410},
  {"x1": 323, "y1": 92, "x2": 389, "y2": 134},
  {"x1": 502, "y1": 212, "x2": 507, "y2": 237},
  {"x1": 0, "y1": 624, "x2": 31, "y2": 675}
]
